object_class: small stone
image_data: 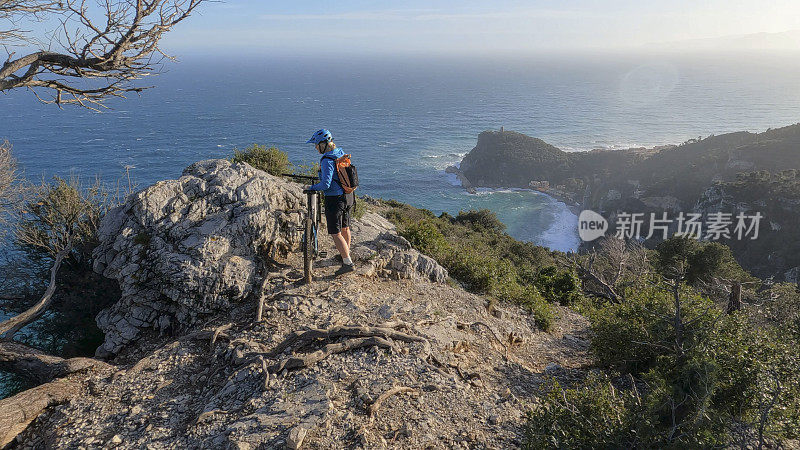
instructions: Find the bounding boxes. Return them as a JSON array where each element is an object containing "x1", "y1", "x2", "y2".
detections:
[
  {"x1": 377, "y1": 304, "x2": 394, "y2": 320},
  {"x1": 488, "y1": 414, "x2": 499, "y2": 425},
  {"x1": 110, "y1": 435, "x2": 123, "y2": 445},
  {"x1": 286, "y1": 426, "x2": 307, "y2": 450}
]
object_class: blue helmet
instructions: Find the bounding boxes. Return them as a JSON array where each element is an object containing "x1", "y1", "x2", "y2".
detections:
[{"x1": 306, "y1": 129, "x2": 333, "y2": 145}]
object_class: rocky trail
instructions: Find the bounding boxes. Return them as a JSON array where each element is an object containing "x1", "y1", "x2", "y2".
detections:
[{"x1": 8, "y1": 160, "x2": 591, "y2": 449}]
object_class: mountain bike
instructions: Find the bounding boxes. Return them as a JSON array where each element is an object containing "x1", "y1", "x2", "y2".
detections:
[{"x1": 282, "y1": 174, "x2": 326, "y2": 283}]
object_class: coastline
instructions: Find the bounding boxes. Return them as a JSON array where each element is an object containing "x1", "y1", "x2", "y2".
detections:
[
  {"x1": 444, "y1": 164, "x2": 581, "y2": 252},
  {"x1": 444, "y1": 164, "x2": 584, "y2": 215}
]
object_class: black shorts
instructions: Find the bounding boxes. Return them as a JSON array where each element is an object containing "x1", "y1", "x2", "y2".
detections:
[{"x1": 324, "y1": 194, "x2": 352, "y2": 235}]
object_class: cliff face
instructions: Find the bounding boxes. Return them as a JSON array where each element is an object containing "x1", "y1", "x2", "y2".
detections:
[
  {"x1": 694, "y1": 172, "x2": 800, "y2": 280},
  {"x1": 14, "y1": 159, "x2": 590, "y2": 449}
]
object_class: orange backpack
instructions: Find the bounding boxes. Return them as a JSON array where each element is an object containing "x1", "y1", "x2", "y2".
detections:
[{"x1": 325, "y1": 153, "x2": 359, "y2": 194}]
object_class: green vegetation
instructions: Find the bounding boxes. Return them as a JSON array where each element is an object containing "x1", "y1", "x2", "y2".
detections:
[
  {"x1": 380, "y1": 202, "x2": 582, "y2": 331},
  {"x1": 3, "y1": 176, "x2": 120, "y2": 359},
  {"x1": 525, "y1": 374, "x2": 645, "y2": 449},
  {"x1": 231, "y1": 144, "x2": 291, "y2": 176},
  {"x1": 525, "y1": 235, "x2": 800, "y2": 448}
]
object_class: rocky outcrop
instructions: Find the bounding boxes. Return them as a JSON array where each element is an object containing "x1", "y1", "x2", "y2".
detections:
[
  {"x1": 91, "y1": 160, "x2": 448, "y2": 357},
  {"x1": 92, "y1": 159, "x2": 306, "y2": 357},
  {"x1": 349, "y1": 212, "x2": 448, "y2": 284}
]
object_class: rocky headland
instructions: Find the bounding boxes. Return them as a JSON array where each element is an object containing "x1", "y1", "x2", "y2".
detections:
[{"x1": 3, "y1": 159, "x2": 589, "y2": 449}]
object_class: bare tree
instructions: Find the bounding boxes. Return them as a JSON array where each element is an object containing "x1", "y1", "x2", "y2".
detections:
[
  {"x1": 0, "y1": 1, "x2": 204, "y2": 441},
  {"x1": 0, "y1": 175, "x2": 108, "y2": 339},
  {"x1": 0, "y1": 1, "x2": 59, "y2": 42},
  {"x1": 561, "y1": 236, "x2": 648, "y2": 303},
  {"x1": 0, "y1": 176, "x2": 114, "y2": 442},
  {"x1": 1, "y1": 0, "x2": 203, "y2": 110}
]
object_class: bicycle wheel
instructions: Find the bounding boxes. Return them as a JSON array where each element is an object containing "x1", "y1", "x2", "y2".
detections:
[{"x1": 304, "y1": 216, "x2": 314, "y2": 283}]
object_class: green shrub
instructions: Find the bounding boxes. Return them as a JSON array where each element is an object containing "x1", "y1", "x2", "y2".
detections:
[
  {"x1": 535, "y1": 266, "x2": 583, "y2": 305},
  {"x1": 231, "y1": 144, "x2": 290, "y2": 176},
  {"x1": 589, "y1": 286, "x2": 717, "y2": 375},
  {"x1": 525, "y1": 374, "x2": 644, "y2": 449},
  {"x1": 398, "y1": 215, "x2": 555, "y2": 331},
  {"x1": 583, "y1": 284, "x2": 800, "y2": 447},
  {"x1": 522, "y1": 287, "x2": 556, "y2": 331},
  {"x1": 401, "y1": 219, "x2": 448, "y2": 256},
  {"x1": 352, "y1": 196, "x2": 367, "y2": 220},
  {"x1": 454, "y1": 209, "x2": 506, "y2": 233}
]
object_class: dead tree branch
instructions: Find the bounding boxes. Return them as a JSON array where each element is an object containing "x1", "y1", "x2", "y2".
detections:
[
  {"x1": 1, "y1": 0, "x2": 205, "y2": 110},
  {"x1": 0, "y1": 339, "x2": 114, "y2": 446},
  {"x1": 0, "y1": 241, "x2": 69, "y2": 339}
]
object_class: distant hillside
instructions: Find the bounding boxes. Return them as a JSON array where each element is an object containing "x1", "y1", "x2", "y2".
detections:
[
  {"x1": 459, "y1": 131, "x2": 575, "y2": 187},
  {"x1": 456, "y1": 124, "x2": 800, "y2": 280}
]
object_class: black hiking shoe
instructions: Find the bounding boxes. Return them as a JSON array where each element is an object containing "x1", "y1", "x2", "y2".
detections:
[{"x1": 334, "y1": 264, "x2": 355, "y2": 276}]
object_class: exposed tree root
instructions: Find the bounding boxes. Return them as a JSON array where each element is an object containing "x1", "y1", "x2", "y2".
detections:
[
  {"x1": 0, "y1": 341, "x2": 113, "y2": 385},
  {"x1": 269, "y1": 336, "x2": 394, "y2": 374},
  {"x1": 456, "y1": 321, "x2": 508, "y2": 358},
  {"x1": 0, "y1": 378, "x2": 81, "y2": 447},
  {"x1": 266, "y1": 325, "x2": 430, "y2": 359},
  {"x1": 183, "y1": 323, "x2": 233, "y2": 353},
  {"x1": 368, "y1": 386, "x2": 418, "y2": 421}
]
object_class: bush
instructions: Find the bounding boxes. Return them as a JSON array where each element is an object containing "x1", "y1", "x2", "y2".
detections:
[
  {"x1": 231, "y1": 144, "x2": 290, "y2": 176},
  {"x1": 352, "y1": 195, "x2": 367, "y2": 220},
  {"x1": 454, "y1": 209, "x2": 506, "y2": 233},
  {"x1": 402, "y1": 219, "x2": 447, "y2": 256},
  {"x1": 535, "y1": 266, "x2": 582, "y2": 305},
  {"x1": 396, "y1": 209, "x2": 555, "y2": 331},
  {"x1": 396, "y1": 211, "x2": 556, "y2": 330},
  {"x1": 580, "y1": 282, "x2": 800, "y2": 447},
  {"x1": 525, "y1": 374, "x2": 644, "y2": 449},
  {"x1": 589, "y1": 286, "x2": 717, "y2": 375}
]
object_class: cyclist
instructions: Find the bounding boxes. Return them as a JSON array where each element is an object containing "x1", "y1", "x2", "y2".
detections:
[{"x1": 306, "y1": 129, "x2": 355, "y2": 276}]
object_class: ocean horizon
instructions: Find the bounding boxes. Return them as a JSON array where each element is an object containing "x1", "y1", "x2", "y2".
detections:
[{"x1": 3, "y1": 52, "x2": 800, "y2": 253}]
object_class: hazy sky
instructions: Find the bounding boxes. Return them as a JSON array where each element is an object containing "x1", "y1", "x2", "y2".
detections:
[{"x1": 156, "y1": 0, "x2": 800, "y2": 55}]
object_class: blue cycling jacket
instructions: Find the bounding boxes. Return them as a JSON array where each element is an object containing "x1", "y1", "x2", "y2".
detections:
[{"x1": 309, "y1": 147, "x2": 345, "y2": 197}]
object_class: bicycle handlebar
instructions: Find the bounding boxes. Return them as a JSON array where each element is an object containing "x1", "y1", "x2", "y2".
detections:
[{"x1": 282, "y1": 173, "x2": 319, "y2": 182}]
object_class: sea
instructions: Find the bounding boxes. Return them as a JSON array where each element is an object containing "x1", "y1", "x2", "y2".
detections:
[{"x1": 3, "y1": 50, "x2": 800, "y2": 397}]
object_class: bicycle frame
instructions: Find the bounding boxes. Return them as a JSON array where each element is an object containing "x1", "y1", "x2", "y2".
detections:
[{"x1": 284, "y1": 173, "x2": 325, "y2": 283}]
